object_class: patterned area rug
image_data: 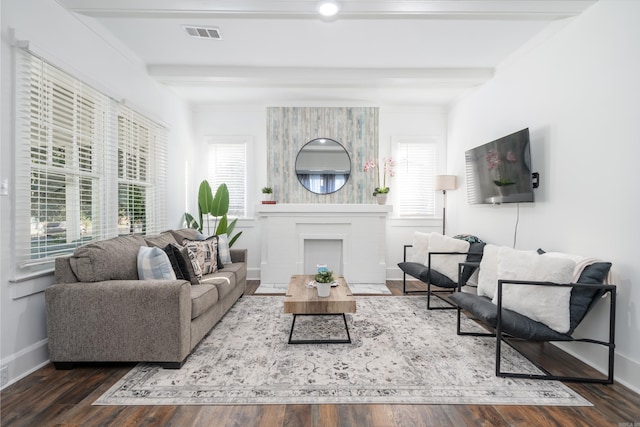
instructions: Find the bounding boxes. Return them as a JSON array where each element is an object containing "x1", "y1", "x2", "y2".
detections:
[
  {"x1": 254, "y1": 282, "x2": 391, "y2": 294},
  {"x1": 94, "y1": 296, "x2": 591, "y2": 406}
]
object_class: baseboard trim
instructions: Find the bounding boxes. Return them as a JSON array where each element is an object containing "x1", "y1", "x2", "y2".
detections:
[
  {"x1": 0, "y1": 338, "x2": 49, "y2": 390},
  {"x1": 554, "y1": 342, "x2": 640, "y2": 393}
]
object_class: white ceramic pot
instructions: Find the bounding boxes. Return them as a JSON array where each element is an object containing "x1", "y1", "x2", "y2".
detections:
[
  {"x1": 317, "y1": 281, "x2": 331, "y2": 297},
  {"x1": 376, "y1": 193, "x2": 388, "y2": 205}
]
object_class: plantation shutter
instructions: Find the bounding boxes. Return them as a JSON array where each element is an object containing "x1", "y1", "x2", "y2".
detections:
[{"x1": 396, "y1": 139, "x2": 437, "y2": 216}]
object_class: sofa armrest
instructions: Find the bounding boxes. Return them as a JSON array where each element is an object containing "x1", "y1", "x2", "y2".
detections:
[
  {"x1": 230, "y1": 248, "x2": 247, "y2": 263},
  {"x1": 45, "y1": 279, "x2": 192, "y2": 363}
]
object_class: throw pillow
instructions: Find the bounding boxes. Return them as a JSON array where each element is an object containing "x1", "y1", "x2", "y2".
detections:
[
  {"x1": 163, "y1": 244, "x2": 192, "y2": 282},
  {"x1": 216, "y1": 234, "x2": 232, "y2": 266},
  {"x1": 493, "y1": 247, "x2": 575, "y2": 334},
  {"x1": 180, "y1": 245, "x2": 202, "y2": 285},
  {"x1": 410, "y1": 232, "x2": 433, "y2": 264},
  {"x1": 137, "y1": 246, "x2": 177, "y2": 281},
  {"x1": 426, "y1": 233, "x2": 470, "y2": 282},
  {"x1": 183, "y1": 237, "x2": 218, "y2": 276},
  {"x1": 477, "y1": 244, "x2": 500, "y2": 299}
]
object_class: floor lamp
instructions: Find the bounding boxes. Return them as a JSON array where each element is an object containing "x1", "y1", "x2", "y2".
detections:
[{"x1": 435, "y1": 175, "x2": 457, "y2": 235}]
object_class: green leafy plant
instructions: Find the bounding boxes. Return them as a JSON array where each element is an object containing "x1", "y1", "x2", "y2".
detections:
[
  {"x1": 314, "y1": 270, "x2": 334, "y2": 284},
  {"x1": 184, "y1": 180, "x2": 243, "y2": 247},
  {"x1": 261, "y1": 187, "x2": 273, "y2": 194}
]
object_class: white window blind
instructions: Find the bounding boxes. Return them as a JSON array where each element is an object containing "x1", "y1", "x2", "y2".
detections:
[
  {"x1": 206, "y1": 138, "x2": 247, "y2": 218},
  {"x1": 14, "y1": 48, "x2": 168, "y2": 272},
  {"x1": 395, "y1": 138, "x2": 437, "y2": 216},
  {"x1": 117, "y1": 107, "x2": 167, "y2": 236}
]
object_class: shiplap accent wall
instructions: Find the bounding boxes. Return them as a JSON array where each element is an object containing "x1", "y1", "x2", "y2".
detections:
[{"x1": 266, "y1": 107, "x2": 378, "y2": 203}]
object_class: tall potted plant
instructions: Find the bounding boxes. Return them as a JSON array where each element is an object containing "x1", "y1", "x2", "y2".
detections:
[{"x1": 184, "y1": 180, "x2": 243, "y2": 247}]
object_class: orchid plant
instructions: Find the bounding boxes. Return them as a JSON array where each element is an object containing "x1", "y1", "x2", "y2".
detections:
[
  {"x1": 364, "y1": 157, "x2": 395, "y2": 196},
  {"x1": 486, "y1": 150, "x2": 517, "y2": 186}
]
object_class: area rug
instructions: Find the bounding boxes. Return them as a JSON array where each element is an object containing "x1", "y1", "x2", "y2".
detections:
[
  {"x1": 94, "y1": 296, "x2": 590, "y2": 406},
  {"x1": 254, "y1": 282, "x2": 391, "y2": 294}
]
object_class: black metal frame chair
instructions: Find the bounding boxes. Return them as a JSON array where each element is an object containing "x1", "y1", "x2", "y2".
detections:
[
  {"x1": 453, "y1": 279, "x2": 616, "y2": 384},
  {"x1": 400, "y1": 245, "x2": 477, "y2": 310}
]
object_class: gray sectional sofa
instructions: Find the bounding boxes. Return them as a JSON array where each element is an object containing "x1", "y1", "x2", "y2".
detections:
[{"x1": 45, "y1": 228, "x2": 247, "y2": 369}]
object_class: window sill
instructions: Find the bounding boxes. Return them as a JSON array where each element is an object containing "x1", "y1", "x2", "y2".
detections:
[
  {"x1": 389, "y1": 217, "x2": 442, "y2": 228},
  {"x1": 9, "y1": 269, "x2": 55, "y2": 299}
]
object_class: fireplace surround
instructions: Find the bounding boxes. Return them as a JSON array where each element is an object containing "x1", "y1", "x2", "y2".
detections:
[{"x1": 257, "y1": 204, "x2": 392, "y2": 285}]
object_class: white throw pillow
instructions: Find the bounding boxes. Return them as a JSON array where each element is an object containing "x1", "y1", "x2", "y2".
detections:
[
  {"x1": 426, "y1": 233, "x2": 470, "y2": 282},
  {"x1": 477, "y1": 244, "x2": 499, "y2": 298},
  {"x1": 217, "y1": 234, "x2": 232, "y2": 265},
  {"x1": 409, "y1": 232, "x2": 433, "y2": 264},
  {"x1": 493, "y1": 247, "x2": 575, "y2": 334},
  {"x1": 137, "y1": 246, "x2": 177, "y2": 281}
]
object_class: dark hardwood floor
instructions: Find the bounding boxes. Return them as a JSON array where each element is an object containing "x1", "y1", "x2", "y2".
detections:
[{"x1": 2, "y1": 280, "x2": 639, "y2": 426}]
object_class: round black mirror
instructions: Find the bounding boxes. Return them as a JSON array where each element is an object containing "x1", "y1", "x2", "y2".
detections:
[{"x1": 295, "y1": 138, "x2": 351, "y2": 194}]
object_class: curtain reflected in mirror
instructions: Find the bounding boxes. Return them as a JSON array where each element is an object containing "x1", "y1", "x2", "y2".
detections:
[{"x1": 295, "y1": 138, "x2": 351, "y2": 195}]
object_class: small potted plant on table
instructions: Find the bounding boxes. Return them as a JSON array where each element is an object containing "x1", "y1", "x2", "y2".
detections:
[{"x1": 314, "y1": 270, "x2": 334, "y2": 297}]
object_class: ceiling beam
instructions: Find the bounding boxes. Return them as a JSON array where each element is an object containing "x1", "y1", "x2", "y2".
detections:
[
  {"x1": 57, "y1": 0, "x2": 598, "y2": 19},
  {"x1": 147, "y1": 65, "x2": 494, "y2": 88}
]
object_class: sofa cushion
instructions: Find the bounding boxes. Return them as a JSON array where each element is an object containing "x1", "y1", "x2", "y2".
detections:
[
  {"x1": 460, "y1": 242, "x2": 485, "y2": 284},
  {"x1": 477, "y1": 244, "x2": 500, "y2": 299},
  {"x1": 70, "y1": 235, "x2": 147, "y2": 282},
  {"x1": 190, "y1": 284, "x2": 219, "y2": 319},
  {"x1": 410, "y1": 231, "x2": 433, "y2": 264},
  {"x1": 144, "y1": 231, "x2": 178, "y2": 248},
  {"x1": 568, "y1": 262, "x2": 612, "y2": 334},
  {"x1": 163, "y1": 244, "x2": 192, "y2": 282},
  {"x1": 397, "y1": 262, "x2": 456, "y2": 288},
  {"x1": 427, "y1": 233, "x2": 470, "y2": 281},
  {"x1": 170, "y1": 228, "x2": 203, "y2": 243},
  {"x1": 219, "y1": 262, "x2": 247, "y2": 286},
  {"x1": 450, "y1": 292, "x2": 572, "y2": 341},
  {"x1": 203, "y1": 271, "x2": 237, "y2": 299},
  {"x1": 493, "y1": 248, "x2": 575, "y2": 334},
  {"x1": 137, "y1": 246, "x2": 177, "y2": 280}
]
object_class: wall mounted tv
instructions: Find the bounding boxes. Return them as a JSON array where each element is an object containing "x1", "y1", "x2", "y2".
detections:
[{"x1": 465, "y1": 128, "x2": 534, "y2": 204}]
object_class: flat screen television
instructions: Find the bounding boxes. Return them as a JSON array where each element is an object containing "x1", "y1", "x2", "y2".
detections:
[{"x1": 465, "y1": 128, "x2": 534, "y2": 204}]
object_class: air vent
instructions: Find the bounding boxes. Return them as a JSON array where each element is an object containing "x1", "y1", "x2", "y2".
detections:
[{"x1": 183, "y1": 26, "x2": 222, "y2": 40}]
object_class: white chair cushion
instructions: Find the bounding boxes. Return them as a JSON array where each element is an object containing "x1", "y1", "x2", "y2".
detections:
[{"x1": 492, "y1": 247, "x2": 575, "y2": 334}]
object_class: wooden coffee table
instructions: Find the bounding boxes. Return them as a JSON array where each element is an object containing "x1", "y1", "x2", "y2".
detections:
[{"x1": 283, "y1": 274, "x2": 356, "y2": 344}]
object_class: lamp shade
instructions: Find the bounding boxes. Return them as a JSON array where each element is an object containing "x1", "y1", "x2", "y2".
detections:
[{"x1": 435, "y1": 175, "x2": 457, "y2": 191}]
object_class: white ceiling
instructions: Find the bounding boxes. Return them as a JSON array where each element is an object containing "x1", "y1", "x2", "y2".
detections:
[{"x1": 57, "y1": 0, "x2": 598, "y2": 105}]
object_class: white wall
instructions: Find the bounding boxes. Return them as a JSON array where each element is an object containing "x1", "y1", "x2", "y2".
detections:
[
  {"x1": 191, "y1": 105, "x2": 449, "y2": 281},
  {"x1": 0, "y1": 0, "x2": 192, "y2": 388},
  {"x1": 447, "y1": 0, "x2": 640, "y2": 391}
]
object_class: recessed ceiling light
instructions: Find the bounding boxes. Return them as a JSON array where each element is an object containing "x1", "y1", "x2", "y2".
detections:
[{"x1": 317, "y1": 1, "x2": 340, "y2": 17}]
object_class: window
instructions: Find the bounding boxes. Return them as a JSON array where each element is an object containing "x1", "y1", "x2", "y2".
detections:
[
  {"x1": 394, "y1": 137, "x2": 437, "y2": 216},
  {"x1": 14, "y1": 49, "x2": 167, "y2": 272},
  {"x1": 117, "y1": 109, "x2": 167, "y2": 236},
  {"x1": 206, "y1": 137, "x2": 248, "y2": 218}
]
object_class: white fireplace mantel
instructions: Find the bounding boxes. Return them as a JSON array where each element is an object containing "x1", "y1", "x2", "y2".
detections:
[
  {"x1": 257, "y1": 204, "x2": 392, "y2": 285},
  {"x1": 256, "y1": 203, "x2": 392, "y2": 215}
]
